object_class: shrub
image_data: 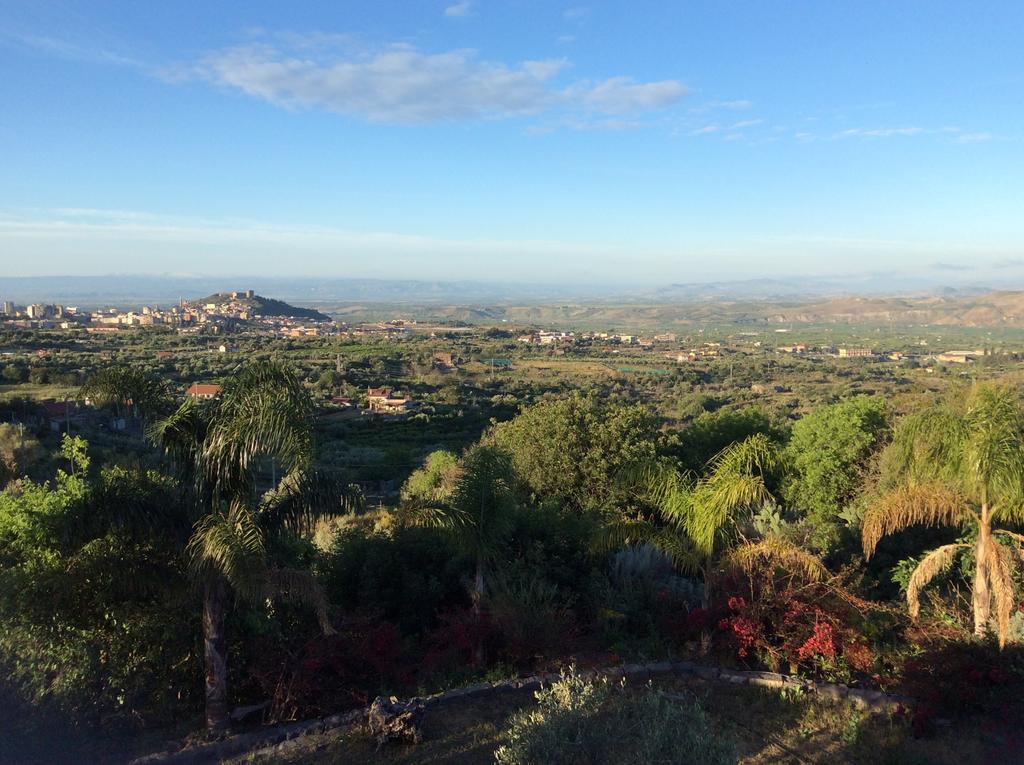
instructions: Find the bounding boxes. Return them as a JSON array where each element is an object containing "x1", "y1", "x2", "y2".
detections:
[
  {"x1": 899, "y1": 640, "x2": 1024, "y2": 734},
  {"x1": 248, "y1": 616, "x2": 414, "y2": 720},
  {"x1": 494, "y1": 666, "x2": 736, "y2": 765},
  {"x1": 596, "y1": 545, "x2": 703, "y2": 652},
  {"x1": 488, "y1": 565, "x2": 577, "y2": 665},
  {"x1": 318, "y1": 521, "x2": 470, "y2": 636}
]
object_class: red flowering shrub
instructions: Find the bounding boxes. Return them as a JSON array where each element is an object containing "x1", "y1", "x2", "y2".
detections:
[
  {"x1": 712, "y1": 555, "x2": 882, "y2": 683},
  {"x1": 249, "y1": 617, "x2": 414, "y2": 720}
]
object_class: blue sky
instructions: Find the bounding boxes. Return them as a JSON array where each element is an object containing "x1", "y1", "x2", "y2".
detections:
[{"x1": 1, "y1": 1, "x2": 1022, "y2": 285}]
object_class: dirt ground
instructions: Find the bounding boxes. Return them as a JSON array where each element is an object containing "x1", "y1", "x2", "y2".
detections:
[{"x1": 228, "y1": 676, "x2": 1013, "y2": 765}]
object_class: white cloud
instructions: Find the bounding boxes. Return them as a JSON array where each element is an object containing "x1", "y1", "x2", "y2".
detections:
[
  {"x1": 575, "y1": 76, "x2": 689, "y2": 114},
  {"x1": 188, "y1": 38, "x2": 688, "y2": 124},
  {"x1": 956, "y1": 131, "x2": 993, "y2": 143},
  {"x1": 838, "y1": 127, "x2": 924, "y2": 138},
  {"x1": 563, "y1": 7, "x2": 589, "y2": 21},
  {"x1": 444, "y1": 1, "x2": 472, "y2": 18}
]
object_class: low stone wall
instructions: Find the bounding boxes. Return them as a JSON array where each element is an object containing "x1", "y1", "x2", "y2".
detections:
[{"x1": 130, "y1": 662, "x2": 912, "y2": 764}]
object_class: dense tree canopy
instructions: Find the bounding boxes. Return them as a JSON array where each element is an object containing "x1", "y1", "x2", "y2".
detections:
[
  {"x1": 782, "y1": 396, "x2": 888, "y2": 549},
  {"x1": 488, "y1": 394, "x2": 658, "y2": 512}
]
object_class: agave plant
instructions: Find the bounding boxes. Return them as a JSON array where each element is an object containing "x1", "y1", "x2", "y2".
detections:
[{"x1": 862, "y1": 384, "x2": 1024, "y2": 646}]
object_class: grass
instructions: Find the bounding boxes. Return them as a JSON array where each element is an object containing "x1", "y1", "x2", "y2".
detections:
[
  {"x1": 227, "y1": 675, "x2": 1008, "y2": 765},
  {"x1": 0, "y1": 383, "x2": 79, "y2": 401}
]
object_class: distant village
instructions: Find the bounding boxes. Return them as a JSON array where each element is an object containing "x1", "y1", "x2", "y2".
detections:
[{"x1": 0, "y1": 290, "x2": 335, "y2": 337}]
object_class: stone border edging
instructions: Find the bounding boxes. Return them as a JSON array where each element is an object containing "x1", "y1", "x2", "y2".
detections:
[{"x1": 129, "y1": 662, "x2": 913, "y2": 764}]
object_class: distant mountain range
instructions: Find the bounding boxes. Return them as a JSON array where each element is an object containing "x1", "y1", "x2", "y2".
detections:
[{"x1": 0, "y1": 272, "x2": 1016, "y2": 307}]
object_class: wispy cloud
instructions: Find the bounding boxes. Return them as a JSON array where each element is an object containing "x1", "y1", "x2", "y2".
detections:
[
  {"x1": 181, "y1": 37, "x2": 688, "y2": 124},
  {"x1": 838, "y1": 126, "x2": 924, "y2": 138},
  {"x1": 2, "y1": 31, "x2": 141, "y2": 68},
  {"x1": 444, "y1": 1, "x2": 473, "y2": 18},
  {"x1": 0, "y1": 207, "x2": 658, "y2": 281},
  {"x1": 792, "y1": 125, "x2": 997, "y2": 144},
  {"x1": 563, "y1": 7, "x2": 590, "y2": 21},
  {"x1": 689, "y1": 99, "x2": 753, "y2": 114},
  {"x1": 956, "y1": 131, "x2": 993, "y2": 143}
]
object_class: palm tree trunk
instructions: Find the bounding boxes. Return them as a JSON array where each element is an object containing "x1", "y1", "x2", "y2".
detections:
[
  {"x1": 472, "y1": 558, "x2": 484, "y2": 616},
  {"x1": 472, "y1": 557, "x2": 485, "y2": 665},
  {"x1": 974, "y1": 505, "x2": 992, "y2": 637},
  {"x1": 203, "y1": 576, "x2": 230, "y2": 731}
]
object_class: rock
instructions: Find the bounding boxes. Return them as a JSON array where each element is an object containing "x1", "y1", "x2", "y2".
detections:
[
  {"x1": 646, "y1": 661, "x2": 674, "y2": 675},
  {"x1": 745, "y1": 671, "x2": 786, "y2": 689},
  {"x1": 693, "y1": 665, "x2": 721, "y2": 680},
  {"x1": 229, "y1": 700, "x2": 271, "y2": 724},
  {"x1": 718, "y1": 671, "x2": 748, "y2": 684},
  {"x1": 367, "y1": 696, "x2": 425, "y2": 746},
  {"x1": 815, "y1": 683, "x2": 848, "y2": 701}
]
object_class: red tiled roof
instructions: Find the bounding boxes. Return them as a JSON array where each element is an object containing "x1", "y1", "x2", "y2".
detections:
[{"x1": 186, "y1": 383, "x2": 222, "y2": 397}]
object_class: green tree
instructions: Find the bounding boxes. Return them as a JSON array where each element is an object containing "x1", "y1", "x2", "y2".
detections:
[
  {"x1": 490, "y1": 394, "x2": 658, "y2": 512},
  {"x1": 861, "y1": 384, "x2": 1024, "y2": 645},
  {"x1": 0, "y1": 441, "x2": 196, "y2": 742},
  {"x1": 782, "y1": 396, "x2": 888, "y2": 549},
  {"x1": 0, "y1": 423, "x2": 44, "y2": 486},
  {"x1": 151, "y1": 360, "x2": 355, "y2": 730},
  {"x1": 401, "y1": 450, "x2": 461, "y2": 506},
  {"x1": 674, "y1": 406, "x2": 787, "y2": 474}
]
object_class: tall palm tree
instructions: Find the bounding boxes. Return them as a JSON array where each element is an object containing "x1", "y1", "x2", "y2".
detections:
[
  {"x1": 861, "y1": 384, "x2": 1024, "y2": 646},
  {"x1": 413, "y1": 444, "x2": 517, "y2": 615},
  {"x1": 151, "y1": 360, "x2": 356, "y2": 731},
  {"x1": 607, "y1": 433, "x2": 781, "y2": 570}
]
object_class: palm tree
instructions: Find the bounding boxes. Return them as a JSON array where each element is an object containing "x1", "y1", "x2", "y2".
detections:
[
  {"x1": 607, "y1": 433, "x2": 781, "y2": 570},
  {"x1": 151, "y1": 360, "x2": 356, "y2": 731},
  {"x1": 409, "y1": 444, "x2": 516, "y2": 660},
  {"x1": 82, "y1": 366, "x2": 172, "y2": 433},
  {"x1": 861, "y1": 384, "x2": 1024, "y2": 646}
]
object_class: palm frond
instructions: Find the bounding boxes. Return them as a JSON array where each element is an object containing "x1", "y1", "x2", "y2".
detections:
[
  {"x1": 594, "y1": 516, "x2": 701, "y2": 572},
  {"x1": 689, "y1": 472, "x2": 772, "y2": 556},
  {"x1": 679, "y1": 434, "x2": 781, "y2": 556},
  {"x1": 149, "y1": 396, "x2": 211, "y2": 476},
  {"x1": 987, "y1": 537, "x2": 1017, "y2": 649},
  {"x1": 266, "y1": 567, "x2": 335, "y2": 635},
  {"x1": 905, "y1": 543, "x2": 970, "y2": 619},
  {"x1": 862, "y1": 483, "x2": 973, "y2": 558},
  {"x1": 704, "y1": 432, "x2": 780, "y2": 476},
  {"x1": 964, "y1": 385, "x2": 1024, "y2": 515},
  {"x1": 881, "y1": 405, "x2": 969, "y2": 487},
  {"x1": 202, "y1": 361, "x2": 315, "y2": 498},
  {"x1": 257, "y1": 469, "x2": 363, "y2": 535},
  {"x1": 186, "y1": 503, "x2": 266, "y2": 602},
  {"x1": 995, "y1": 530, "x2": 1024, "y2": 564},
  {"x1": 726, "y1": 535, "x2": 829, "y2": 583}
]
